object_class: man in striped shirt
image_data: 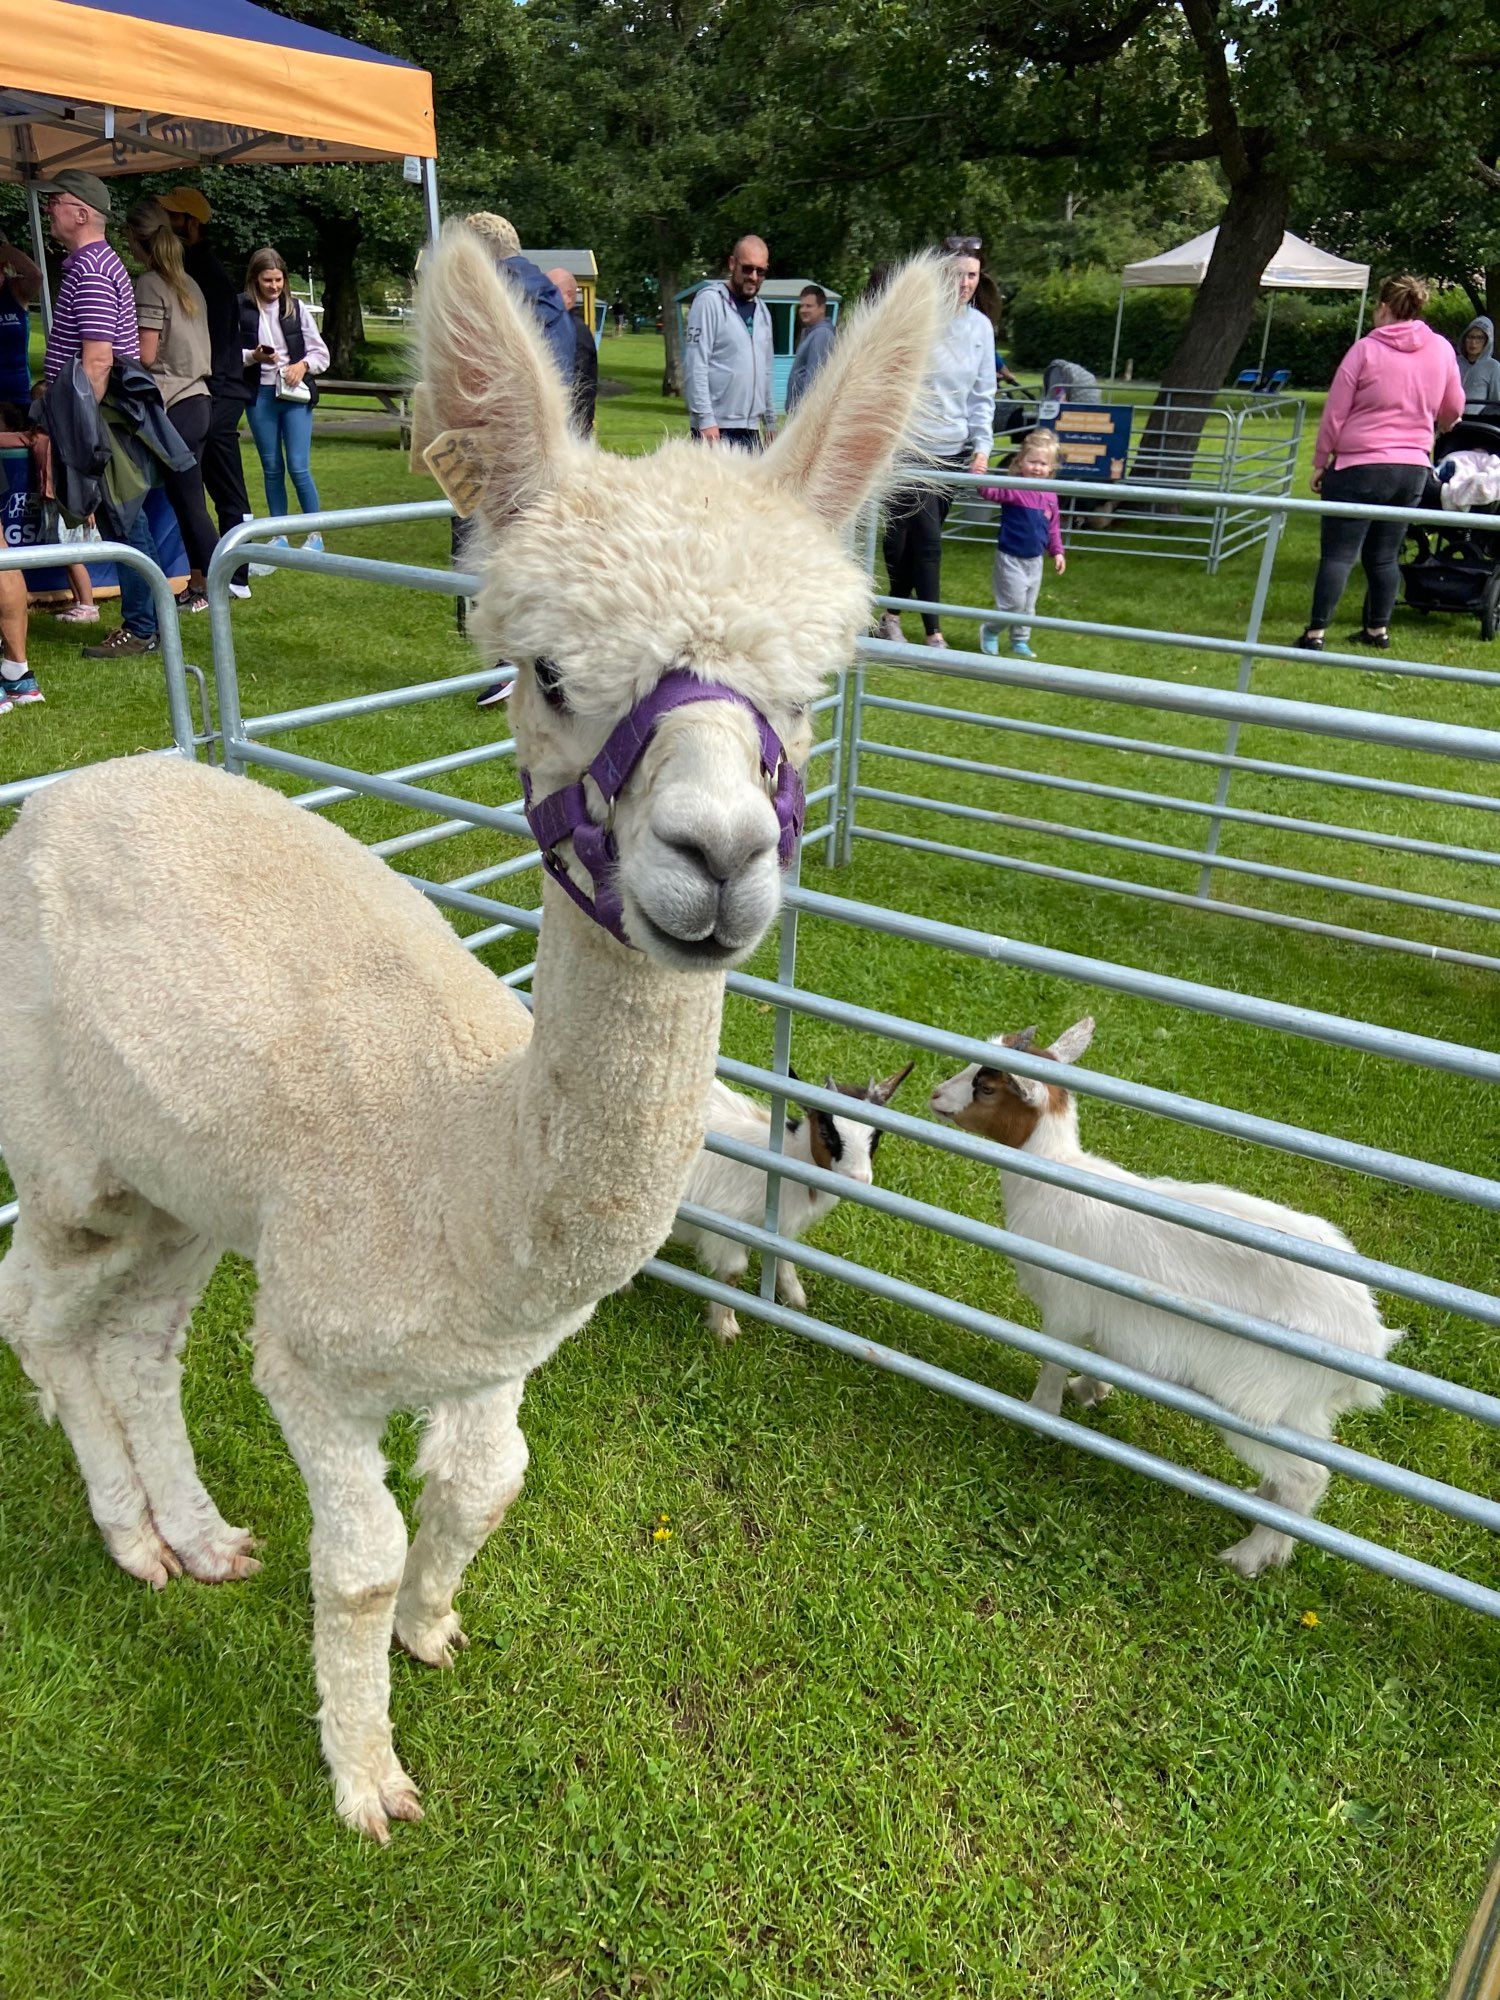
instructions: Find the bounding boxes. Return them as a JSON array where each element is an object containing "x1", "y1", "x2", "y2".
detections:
[{"x1": 37, "y1": 168, "x2": 160, "y2": 657}]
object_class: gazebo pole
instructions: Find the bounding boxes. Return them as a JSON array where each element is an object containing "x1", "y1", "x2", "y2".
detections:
[
  {"x1": 1354, "y1": 276, "x2": 1368, "y2": 339},
  {"x1": 420, "y1": 156, "x2": 441, "y2": 244},
  {"x1": 1258, "y1": 293, "x2": 1274, "y2": 373},
  {"x1": 24, "y1": 170, "x2": 54, "y2": 332},
  {"x1": 1109, "y1": 282, "x2": 1125, "y2": 382}
]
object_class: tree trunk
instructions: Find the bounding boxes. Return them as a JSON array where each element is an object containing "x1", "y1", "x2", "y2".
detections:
[
  {"x1": 1487, "y1": 263, "x2": 1500, "y2": 325},
  {"x1": 659, "y1": 257, "x2": 683, "y2": 399},
  {"x1": 1133, "y1": 164, "x2": 1292, "y2": 489},
  {"x1": 316, "y1": 214, "x2": 365, "y2": 376}
]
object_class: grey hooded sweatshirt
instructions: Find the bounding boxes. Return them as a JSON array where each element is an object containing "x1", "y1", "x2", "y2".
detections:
[
  {"x1": 1458, "y1": 316, "x2": 1500, "y2": 413},
  {"x1": 683, "y1": 279, "x2": 774, "y2": 432}
]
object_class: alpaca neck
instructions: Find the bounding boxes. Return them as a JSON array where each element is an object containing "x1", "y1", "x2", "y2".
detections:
[{"x1": 463, "y1": 881, "x2": 725, "y2": 1312}]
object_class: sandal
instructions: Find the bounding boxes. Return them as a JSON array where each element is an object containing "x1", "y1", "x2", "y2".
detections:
[
  {"x1": 1293, "y1": 630, "x2": 1325, "y2": 651},
  {"x1": 1354, "y1": 628, "x2": 1391, "y2": 649}
]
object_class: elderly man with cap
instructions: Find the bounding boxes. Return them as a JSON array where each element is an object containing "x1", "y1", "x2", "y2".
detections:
[
  {"x1": 36, "y1": 166, "x2": 165, "y2": 660},
  {"x1": 546, "y1": 265, "x2": 598, "y2": 435},
  {"x1": 160, "y1": 186, "x2": 255, "y2": 600}
]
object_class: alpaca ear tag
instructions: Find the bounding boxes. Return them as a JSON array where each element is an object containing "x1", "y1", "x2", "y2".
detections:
[{"x1": 422, "y1": 427, "x2": 488, "y2": 518}]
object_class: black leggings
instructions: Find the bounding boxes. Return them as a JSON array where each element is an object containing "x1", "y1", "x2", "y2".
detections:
[
  {"x1": 161, "y1": 394, "x2": 222, "y2": 579},
  {"x1": 883, "y1": 450, "x2": 969, "y2": 634},
  {"x1": 1308, "y1": 462, "x2": 1428, "y2": 632}
]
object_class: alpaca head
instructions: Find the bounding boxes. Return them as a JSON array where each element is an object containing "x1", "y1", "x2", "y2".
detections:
[{"x1": 416, "y1": 224, "x2": 946, "y2": 969}]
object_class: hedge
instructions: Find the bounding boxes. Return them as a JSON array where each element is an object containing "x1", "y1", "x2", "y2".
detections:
[{"x1": 1004, "y1": 268, "x2": 1478, "y2": 390}]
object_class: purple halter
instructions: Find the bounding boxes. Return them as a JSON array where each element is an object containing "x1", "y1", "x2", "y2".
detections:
[{"x1": 519, "y1": 667, "x2": 805, "y2": 947}]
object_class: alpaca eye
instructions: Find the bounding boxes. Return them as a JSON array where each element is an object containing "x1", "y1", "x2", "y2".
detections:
[{"x1": 532, "y1": 657, "x2": 568, "y2": 711}]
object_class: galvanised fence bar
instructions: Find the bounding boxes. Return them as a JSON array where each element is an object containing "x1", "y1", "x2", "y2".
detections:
[
  {"x1": 0, "y1": 540, "x2": 201, "y2": 1230},
  {"x1": 843, "y1": 467, "x2": 1500, "y2": 972},
  {"x1": 0, "y1": 539, "x2": 201, "y2": 812},
  {"x1": 944, "y1": 391, "x2": 1303, "y2": 570},
  {"x1": 4, "y1": 479, "x2": 1494, "y2": 1619}
]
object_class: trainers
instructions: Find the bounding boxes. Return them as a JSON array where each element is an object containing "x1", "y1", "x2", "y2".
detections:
[
  {"x1": 476, "y1": 678, "x2": 513, "y2": 709},
  {"x1": 2, "y1": 670, "x2": 43, "y2": 705},
  {"x1": 979, "y1": 623, "x2": 1000, "y2": 656},
  {"x1": 302, "y1": 532, "x2": 324, "y2": 553},
  {"x1": 175, "y1": 590, "x2": 210, "y2": 614},
  {"x1": 0, "y1": 689, "x2": 11, "y2": 717},
  {"x1": 248, "y1": 534, "x2": 289, "y2": 578},
  {"x1": 876, "y1": 611, "x2": 903, "y2": 643},
  {"x1": 82, "y1": 626, "x2": 159, "y2": 658},
  {"x1": 228, "y1": 581, "x2": 252, "y2": 601},
  {"x1": 55, "y1": 602, "x2": 100, "y2": 624},
  {"x1": 1010, "y1": 639, "x2": 1037, "y2": 660},
  {"x1": 924, "y1": 631, "x2": 948, "y2": 648}
]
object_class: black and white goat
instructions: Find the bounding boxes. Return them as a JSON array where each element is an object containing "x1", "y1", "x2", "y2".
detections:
[
  {"x1": 672, "y1": 1064, "x2": 913, "y2": 1341},
  {"x1": 931, "y1": 1018, "x2": 1400, "y2": 1576}
]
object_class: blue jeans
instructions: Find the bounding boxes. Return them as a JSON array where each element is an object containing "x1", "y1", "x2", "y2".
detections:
[
  {"x1": 97, "y1": 488, "x2": 160, "y2": 640},
  {"x1": 246, "y1": 383, "x2": 320, "y2": 518}
]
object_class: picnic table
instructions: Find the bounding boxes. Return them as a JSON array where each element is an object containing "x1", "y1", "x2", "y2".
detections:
[{"x1": 316, "y1": 378, "x2": 413, "y2": 448}]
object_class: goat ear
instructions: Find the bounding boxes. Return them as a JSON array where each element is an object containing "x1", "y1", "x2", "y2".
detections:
[
  {"x1": 758, "y1": 256, "x2": 949, "y2": 530},
  {"x1": 1048, "y1": 1016, "x2": 1096, "y2": 1066},
  {"x1": 868, "y1": 1060, "x2": 914, "y2": 1105},
  {"x1": 414, "y1": 221, "x2": 577, "y2": 529},
  {"x1": 1006, "y1": 1070, "x2": 1050, "y2": 1109}
]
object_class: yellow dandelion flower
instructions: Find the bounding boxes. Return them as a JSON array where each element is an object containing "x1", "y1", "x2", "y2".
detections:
[
  {"x1": 1300, "y1": 1610, "x2": 1320, "y2": 1628},
  {"x1": 653, "y1": 1525, "x2": 673, "y2": 1543}
]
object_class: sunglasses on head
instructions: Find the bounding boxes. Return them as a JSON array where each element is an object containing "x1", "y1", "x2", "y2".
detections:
[{"x1": 944, "y1": 235, "x2": 982, "y2": 254}]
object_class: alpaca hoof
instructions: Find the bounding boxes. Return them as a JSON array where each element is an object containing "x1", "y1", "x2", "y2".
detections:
[
  {"x1": 395, "y1": 1608, "x2": 468, "y2": 1669},
  {"x1": 709, "y1": 1308, "x2": 741, "y2": 1343},
  {"x1": 175, "y1": 1526, "x2": 261, "y2": 1584},
  {"x1": 1067, "y1": 1375, "x2": 1113, "y2": 1409},
  {"x1": 338, "y1": 1759, "x2": 424, "y2": 1841},
  {"x1": 104, "y1": 1520, "x2": 184, "y2": 1590}
]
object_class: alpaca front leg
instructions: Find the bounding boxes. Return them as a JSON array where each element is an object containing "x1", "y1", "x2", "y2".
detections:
[
  {"x1": 395, "y1": 1379, "x2": 527, "y2": 1667},
  {"x1": 261, "y1": 1370, "x2": 419, "y2": 1840}
]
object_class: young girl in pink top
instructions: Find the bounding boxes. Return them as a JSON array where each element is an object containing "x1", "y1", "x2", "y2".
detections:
[
  {"x1": 1298, "y1": 274, "x2": 1464, "y2": 651},
  {"x1": 977, "y1": 428, "x2": 1066, "y2": 660}
]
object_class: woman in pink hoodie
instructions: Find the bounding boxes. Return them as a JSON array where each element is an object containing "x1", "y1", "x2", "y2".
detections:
[{"x1": 1298, "y1": 274, "x2": 1464, "y2": 651}]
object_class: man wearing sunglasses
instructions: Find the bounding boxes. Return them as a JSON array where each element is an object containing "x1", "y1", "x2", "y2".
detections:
[{"x1": 683, "y1": 235, "x2": 775, "y2": 450}]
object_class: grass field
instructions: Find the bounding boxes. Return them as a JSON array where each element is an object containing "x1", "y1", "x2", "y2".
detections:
[{"x1": 1, "y1": 332, "x2": 1497, "y2": 1999}]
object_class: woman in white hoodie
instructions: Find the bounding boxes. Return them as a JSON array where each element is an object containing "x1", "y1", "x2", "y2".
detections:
[{"x1": 877, "y1": 238, "x2": 996, "y2": 649}]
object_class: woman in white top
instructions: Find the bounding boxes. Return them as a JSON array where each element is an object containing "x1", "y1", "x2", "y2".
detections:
[
  {"x1": 239, "y1": 246, "x2": 331, "y2": 549},
  {"x1": 878, "y1": 236, "x2": 996, "y2": 647}
]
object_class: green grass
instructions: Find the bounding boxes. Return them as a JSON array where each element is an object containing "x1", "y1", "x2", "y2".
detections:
[{"x1": 2, "y1": 338, "x2": 1498, "y2": 1999}]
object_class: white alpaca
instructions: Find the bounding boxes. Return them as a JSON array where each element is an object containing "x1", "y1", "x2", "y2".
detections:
[
  {"x1": 0, "y1": 227, "x2": 947, "y2": 1838},
  {"x1": 930, "y1": 1018, "x2": 1400, "y2": 1577},
  {"x1": 671, "y1": 1063, "x2": 912, "y2": 1341}
]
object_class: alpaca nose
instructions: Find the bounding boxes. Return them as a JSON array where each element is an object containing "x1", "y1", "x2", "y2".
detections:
[{"x1": 653, "y1": 793, "x2": 777, "y2": 887}]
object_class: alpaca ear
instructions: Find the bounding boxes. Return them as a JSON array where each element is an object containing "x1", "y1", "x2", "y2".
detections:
[
  {"x1": 414, "y1": 220, "x2": 577, "y2": 528},
  {"x1": 1048, "y1": 1017, "x2": 1096, "y2": 1066},
  {"x1": 868, "y1": 1060, "x2": 914, "y2": 1106},
  {"x1": 758, "y1": 256, "x2": 950, "y2": 531}
]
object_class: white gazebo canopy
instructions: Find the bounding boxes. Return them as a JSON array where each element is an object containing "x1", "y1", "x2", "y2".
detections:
[{"x1": 1109, "y1": 228, "x2": 1371, "y2": 381}]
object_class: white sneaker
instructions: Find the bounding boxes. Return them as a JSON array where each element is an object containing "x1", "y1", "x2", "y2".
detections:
[
  {"x1": 248, "y1": 535, "x2": 288, "y2": 579},
  {"x1": 302, "y1": 533, "x2": 324, "y2": 553},
  {"x1": 228, "y1": 582, "x2": 252, "y2": 601}
]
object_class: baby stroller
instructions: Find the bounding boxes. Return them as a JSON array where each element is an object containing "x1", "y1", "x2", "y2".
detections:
[{"x1": 1399, "y1": 413, "x2": 1500, "y2": 640}]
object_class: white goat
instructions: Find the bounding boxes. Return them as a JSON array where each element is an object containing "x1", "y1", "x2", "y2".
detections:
[
  {"x1": 930, "y1": 1018, "x2": 1400, "y2": 1576},
  {"x1": 672, "y1": 1064, "x2": 912, "y2": 1340}
]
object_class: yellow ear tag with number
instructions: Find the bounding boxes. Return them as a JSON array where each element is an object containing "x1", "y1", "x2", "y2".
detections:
[{"x1": 422, "y1": 428, "x2": 487, "y2": 518}]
